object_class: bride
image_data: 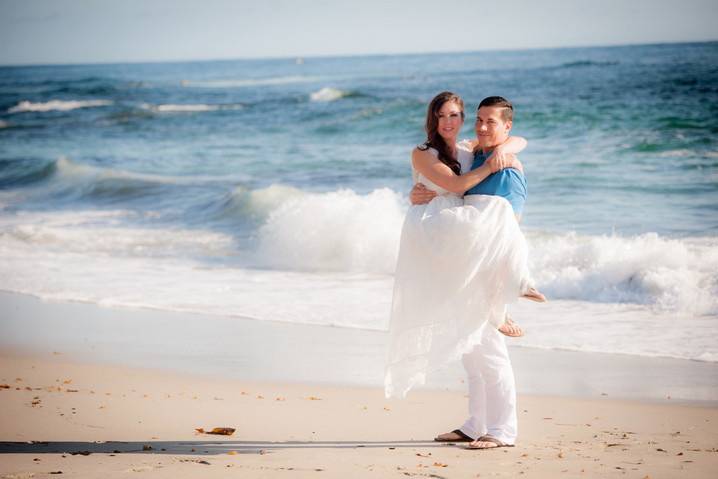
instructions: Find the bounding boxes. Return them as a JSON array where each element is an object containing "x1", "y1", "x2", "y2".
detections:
[{"x1": 385, "y1": 91, "x2": 541, "y2": 399}]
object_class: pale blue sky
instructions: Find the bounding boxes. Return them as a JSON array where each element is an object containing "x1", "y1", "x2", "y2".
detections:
[{"x1": 1, "y1": 0, "x2": 716, "y2": 65}]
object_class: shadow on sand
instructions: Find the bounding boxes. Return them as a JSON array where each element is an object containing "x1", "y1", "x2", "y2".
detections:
[{"x1": 0, "y1": 439, "x2": 459, "y2": 455}]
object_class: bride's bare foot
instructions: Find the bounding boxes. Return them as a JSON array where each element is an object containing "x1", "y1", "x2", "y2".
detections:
[
  {"x1": 498, "y1": 315, "x2": 523, "y2": 337},
  {"x1": 522, "y1": 287, "x2": 546, "y2": 303}
]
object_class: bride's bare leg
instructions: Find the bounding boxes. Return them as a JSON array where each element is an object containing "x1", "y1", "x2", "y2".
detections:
[{"x1": 498, "y1": 314, "x2": 523, "y2": 337}]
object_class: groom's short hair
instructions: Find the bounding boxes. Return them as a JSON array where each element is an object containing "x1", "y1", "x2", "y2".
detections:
[{"x1": 478, "y1": 96, "x2": 513, "y2": 122}]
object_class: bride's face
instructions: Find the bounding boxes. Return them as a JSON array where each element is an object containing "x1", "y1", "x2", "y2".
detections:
[{"x1": 436, "y1": 101, "x2": 464, "y2": 142}]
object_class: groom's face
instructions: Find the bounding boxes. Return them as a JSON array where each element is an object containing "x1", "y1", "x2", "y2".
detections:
[{"x1": 475, "y1": 106, "x2": 512, "y2": 149}]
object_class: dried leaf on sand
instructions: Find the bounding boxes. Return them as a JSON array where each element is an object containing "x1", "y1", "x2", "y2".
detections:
[{"x1": 196, "y1": 427, "x2": 236, "y2": 436}]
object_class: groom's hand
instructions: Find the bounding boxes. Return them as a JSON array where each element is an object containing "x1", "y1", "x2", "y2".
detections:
[{"x1": 410, "y1": 183, "x2": 436, "y2": 205}]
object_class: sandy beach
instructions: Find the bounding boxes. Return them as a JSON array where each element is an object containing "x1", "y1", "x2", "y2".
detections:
[
  {"x1": 0, "y1": 293, "x2": 717, "y2": 478},
  {"x1": 1, "y1": 352, "x2": 717, "y2": 478}
]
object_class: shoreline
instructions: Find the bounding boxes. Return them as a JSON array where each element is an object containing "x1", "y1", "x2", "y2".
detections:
[
  {"x1": 1, "y1": 290, "x2": 717, "y2": 405},
  {"x1": 2, "y1": 291, "x2": 718, "y2": 477}
]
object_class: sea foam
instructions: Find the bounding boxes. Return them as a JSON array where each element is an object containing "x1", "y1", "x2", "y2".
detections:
[
  {"x1": 310, "y1": 87, "x2": 350, "y2": 102},
  {"x1": 257, "y1": 188, "x2": 404, "y2": 273},
  {"x1": 527, "y1": 231, "x2": 718, "y2": 315},
  {"x1": 0, "y1": 199, "x2": 716, "y2": 362},
  {"x1": 8, "y1": 99, "x2": 113, "y2": 113},
  {"x1": 142, "y1": 103, "x2": 243, "y2": 113}
]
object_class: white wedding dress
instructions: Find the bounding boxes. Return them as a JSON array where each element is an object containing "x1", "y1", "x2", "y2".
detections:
[{"x1": 385, "y1": 140, "x2": 531, "y2": 399}]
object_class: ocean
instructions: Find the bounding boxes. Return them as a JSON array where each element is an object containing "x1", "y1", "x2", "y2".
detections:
[{"x1": 1, "y1": 42, "x2": 716, "y2": 364}]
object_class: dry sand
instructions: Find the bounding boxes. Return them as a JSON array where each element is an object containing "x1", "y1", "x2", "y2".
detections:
[{"x1": 1, "y1": 353, "x2": 716, "y2": 478}]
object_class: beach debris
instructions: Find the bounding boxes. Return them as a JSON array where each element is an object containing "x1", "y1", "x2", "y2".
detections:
[
  {"x1": 180, "y1": 459, "x2": 210, "y2": 465},
  {"x1": 70, "y1": 451, "x2": 91, "y2": 456},
  {"x1": 557, "y1": 451, "x2": 565, "y2": 459},
  {"x1": 656, "y1": 448, "x2": 667, "y2": 452},
  {"x1": 142, "y1": 445, "x2": 153, "y2": 451},
  {"x1": 275, "y1": 396, "x2": 286, "y2": 401},
  {"x1": 0, "y1": 384, "x2": 10, "y2": 389},
  {"x1": 256, "y1": 395, "x2": 264, "y2": 399},
  {"x1": 16, "y1": 377, "x2": 23, "y2": 382},
  {"x1": 49, "y1": 471, "x2": 63, "y2": 474},
  {"x1": 195, "y1": 427, "x2": 236, "y2": 436},
  {"x1": 62, "y1": 379, "x2": 72, "y2": 384},
  {"x1": 306, "y1": 396, "x2": 322, "y2": 400},
  {"x1": 416, "y1": 452, "x2": 431, "y2": 457},
  {"x1": 227, "y1": 451, "x2": 238, "y2": 455},
  {"x1": 66, "y1": 389, "x2": 78, "y2": 393},
  {"x1": 433, "y1": 462, "x2": 448, "y2": 467}
]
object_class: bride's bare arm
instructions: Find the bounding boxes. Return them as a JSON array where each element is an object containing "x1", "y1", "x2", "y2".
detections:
[
  {"x1": 470, "y1": 136, "x2": 527, "y2": 155},
  {"x1": 499, "y1": 136, "x2": 527, "y2": 155},
  {"x1": 411, "y1": 148, "x2": 518, "y2": 194}
]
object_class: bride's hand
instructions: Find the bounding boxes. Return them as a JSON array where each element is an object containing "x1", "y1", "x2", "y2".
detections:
[
  {"x1": 485, "y1": 148, "x2": 511, "y2": 172},
  {"x1": 486, "y1": 148, "x2": 522, "y2": 173}
]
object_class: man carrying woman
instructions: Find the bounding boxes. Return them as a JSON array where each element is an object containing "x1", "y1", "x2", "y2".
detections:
[{"x1": 385, "y1": 93, "x2": 543, "y2": 450}]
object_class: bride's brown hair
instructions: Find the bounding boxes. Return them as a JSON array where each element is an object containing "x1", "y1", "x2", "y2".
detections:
[{"x1": 418, "y1": 91, "x2": 464, "y2": 175}]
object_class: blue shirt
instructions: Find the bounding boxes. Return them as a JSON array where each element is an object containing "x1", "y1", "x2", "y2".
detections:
[{"x1": 465, "y1": 150, "x2": 527, "y2": 214}]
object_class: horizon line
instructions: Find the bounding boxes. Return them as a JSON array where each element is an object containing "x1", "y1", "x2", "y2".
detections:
[{"x1": 1, "y1": 38, "x2": 716, "y2": 69}]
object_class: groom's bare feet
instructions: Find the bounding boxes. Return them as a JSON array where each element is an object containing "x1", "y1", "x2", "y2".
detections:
[
  {"x1": 522, "y1": 287, "x2": 546, "y2": 303},
  {"x1": 498, "y1": 315, "x2": 523, "y2": 337}
]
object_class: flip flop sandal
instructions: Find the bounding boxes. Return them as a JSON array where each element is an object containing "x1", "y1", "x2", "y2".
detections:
[
  {"x1": 434, "y1": 429, "x2": 473, "y2": 442},
  {"x1": 466, "y1": 435, "x2": 515, "y2": 449}
]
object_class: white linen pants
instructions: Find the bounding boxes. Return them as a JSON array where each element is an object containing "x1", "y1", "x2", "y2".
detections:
[{"x1": 458, "y1": 321, "x2": 517, "y2": 444}]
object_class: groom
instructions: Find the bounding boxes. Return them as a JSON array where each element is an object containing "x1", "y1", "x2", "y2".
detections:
[{"x1": 410, "y1": 96, "x2": 522, "y2": 449}]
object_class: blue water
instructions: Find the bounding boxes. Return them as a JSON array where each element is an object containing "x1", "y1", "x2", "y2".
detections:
[{"x1": 1, "y1": 42, "x2": 717, "y2": 362}]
